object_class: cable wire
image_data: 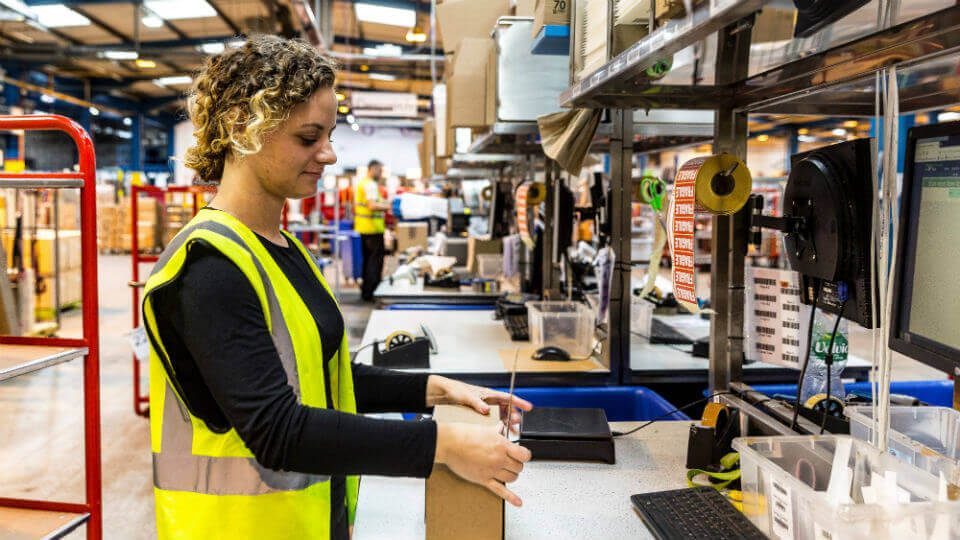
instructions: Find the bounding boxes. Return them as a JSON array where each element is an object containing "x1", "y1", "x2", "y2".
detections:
[
  {"x1": 791, "y1": 279, "x2": 821, "y2": 431},
  {"x1": 613, "y1": 391, "x2": 732, "y2": 437},
  {"x1": 820, "y1": 298, "x2": 850, "y2": 434}
]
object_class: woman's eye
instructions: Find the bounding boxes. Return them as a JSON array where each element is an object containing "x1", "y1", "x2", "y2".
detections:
[{"x1": 299, "y1": 137, "x2": 317, "y2": 146}]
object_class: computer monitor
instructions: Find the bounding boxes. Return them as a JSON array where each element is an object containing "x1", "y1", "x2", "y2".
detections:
[{"x1": 890, "y1": 121, "x2": 960, "y2": 373}]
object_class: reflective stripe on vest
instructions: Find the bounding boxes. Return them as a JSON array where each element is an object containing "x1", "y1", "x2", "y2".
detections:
[{"x1": 147, "y1": 219, "x2": 327, "y2": 495}]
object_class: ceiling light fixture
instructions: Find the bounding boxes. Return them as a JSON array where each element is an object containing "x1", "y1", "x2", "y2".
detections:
[
  {"x1": 346, "y1": 114, "x2": 355, "y2": 124},
  {"x1": 335, "y1": 92, "x2": 346, "y2": 101},
  {"x1": 40, "y1": 94, "x2": 55, "y2": 104},
  {"x1": 361, "y1": 44, "x2": 402, "y2": 57},
  {"x1": 368, "y1": 73, "x2": 396, "y2": 81},
  {"x1": 135, "y1": 59, "x2": 157, "y2": 68},
  {"x1": 756, "y1": 134, "x2": 769, "y2": 142},
  {"x1": 31, "y1": 4, "x2": 90, "y2": 27},
  {"x1": 88, "y1": 106, "x2": 100, "y2": 116},
  {"x1": 360, "y1": 65, "x2": 369, "y2": 71},
  {"x1": 351, "y1": 123, "x2": 360, "y2": 132},
  {"x1": 405, "y1": 27, "x2": 427, "y2": 43},
  {"x1": 144, "y1": 0, "x2": 215, "y2": 20},
  {"x1": 354, "y1": 3, "x2": 416, "y2": 27},
  {"x1": 103, "y1": 50, "x2": 138, "y2": 60},
  {"x1": 797, "y1": 128, "x2": 809, "y2": 135},
  {"x1": 338, "y1": 105, "x2": 350, "y2": 114},
  {"x1": 154, "y1": 75, "x2": 192, "y2": 86},
  {"x1": 141, "y1": 14, "x2": 163, "y2": 27},
  {"x1": 198, "y1": 42, "x2": 225, "y2": 54}
]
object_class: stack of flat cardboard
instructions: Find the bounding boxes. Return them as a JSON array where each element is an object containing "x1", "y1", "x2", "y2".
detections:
[{"x1": 581, "y1": 0, "x2": 609, "y2": 79}]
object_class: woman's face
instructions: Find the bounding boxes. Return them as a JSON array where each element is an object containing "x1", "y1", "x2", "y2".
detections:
[{"x1": 247, "y1": 86, "x2": 338, "y2": 200}]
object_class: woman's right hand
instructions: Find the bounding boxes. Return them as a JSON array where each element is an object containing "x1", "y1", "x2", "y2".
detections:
[{"x1": 434, "y1": 422, "x2": 533, "y2": 507}]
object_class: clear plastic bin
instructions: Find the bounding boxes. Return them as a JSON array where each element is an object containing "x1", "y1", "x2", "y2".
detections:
[
  {"x1": 525, "y1": 301, "x2": 595, "y2": 359},
  {"x1": 631, "y1": 297, "x2": 653, "y2": 338},
  {"x1": 847, "y1": 406, "x2": 960, "y2": 483},
  {"x1": 476, "y1": 254, "x2": 503, "y2": 279},
  {"x1": 733, "y1": 435, "x2": 960, "y2": 540}
]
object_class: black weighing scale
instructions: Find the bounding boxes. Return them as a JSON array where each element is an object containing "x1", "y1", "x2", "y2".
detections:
[{"x1": 518, "y1": 407, "x2": 616, "y2": 464}]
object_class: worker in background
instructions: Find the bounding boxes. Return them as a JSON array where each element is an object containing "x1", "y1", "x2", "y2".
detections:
[
  {"x1": 141, "y1": 35, "x2": 532, "y2": 540},
  {"x1": 354, "y1": 159, "x2": 389, "y2": 302}
]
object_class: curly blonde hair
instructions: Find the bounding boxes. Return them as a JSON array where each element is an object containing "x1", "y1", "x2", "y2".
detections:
[{"x1": 184, "y1": 35, "x2": 338, "y2": 182}]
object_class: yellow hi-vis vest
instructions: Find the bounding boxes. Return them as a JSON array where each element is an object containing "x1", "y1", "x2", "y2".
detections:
[
  {"x1": 142, "y1": 208, "x2": 358, "y2": 539},
  {"x1": 354, "y1": 177, "x2": 385, "y2": 234}
]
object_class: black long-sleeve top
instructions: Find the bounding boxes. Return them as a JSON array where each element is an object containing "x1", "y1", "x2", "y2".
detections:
[{"x1": 150, "y1": 221, "x2": 437, "y2": 538}]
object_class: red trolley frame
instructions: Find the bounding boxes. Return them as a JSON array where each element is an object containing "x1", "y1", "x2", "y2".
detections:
[{"x1": 0, "y1": 115, "x2": 102, "y2": 538}]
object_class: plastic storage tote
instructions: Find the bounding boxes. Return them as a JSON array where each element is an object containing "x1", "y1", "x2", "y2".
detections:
[
  {"x1": 847, "y1": 406, "x2": 960, "y2": 483},
  {"x1": 733, "y1": 434, "x2": 960, "y2": 540},
  {"x1": 476, "y1": 254, "x2": 504, "y2": 278},
  {"x1": 525, "y1": 301, "x2": 595, "y2": 359}
]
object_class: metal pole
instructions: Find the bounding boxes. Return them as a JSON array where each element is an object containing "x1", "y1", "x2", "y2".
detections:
[
  {"x1": 709, "y1": 16, "x2": 753, "y2": 396},
  {"x1": 53, "y1": 190, "x2": 61, "y2": 328},
  {"x1": 541, "y1": 159, "x2": 556, "y2": 297},
  {"x1": 610, "y1": 109, "x2": 633, "y2": 382}
]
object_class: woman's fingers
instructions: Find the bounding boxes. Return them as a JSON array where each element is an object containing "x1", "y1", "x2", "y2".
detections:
[
  {"x1": 506, "y1": 442, "x2": 533, "y2": 463},
  {"x1": 485, "y1": 479, "x2": 522, "y2": 507},
  {"x1": 495, "y1": 469, "x2": 519, "y2": 484},
  {"x1": 503, "y1": 456, "x2": 525, "y2": 474}
]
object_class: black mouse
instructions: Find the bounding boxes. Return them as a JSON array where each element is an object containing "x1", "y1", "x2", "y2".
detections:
[{"x1": 532, "y1": 346, "x2": 571, "y2": 361}]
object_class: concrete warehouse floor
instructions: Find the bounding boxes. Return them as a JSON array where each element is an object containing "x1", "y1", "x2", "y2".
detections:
[{"x1": 0, "y1": 255, "x2": 945, "y2": 538}]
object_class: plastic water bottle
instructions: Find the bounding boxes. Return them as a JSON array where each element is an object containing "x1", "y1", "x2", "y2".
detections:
[{"x1": 799, "y1": 309, "x2": 849, "y2": 405}]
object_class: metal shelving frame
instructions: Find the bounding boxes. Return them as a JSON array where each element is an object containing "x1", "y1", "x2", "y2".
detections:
[
  {"x1": 129, "y1": 184, "x2": 214, "y2": 417},
  {"x1": 560, "y1": 1, "x2": 960, "y2": 427},
  {"x1": 0, "y1": 115, "x2": 102, "y2": 538}
]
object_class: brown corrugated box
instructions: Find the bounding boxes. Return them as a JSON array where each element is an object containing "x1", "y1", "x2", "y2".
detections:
[
  {"x1": 514, "y1": 0, "x2": 536, "y2": 17},
  {"x1": 395, "y1": 222, "x2": 429, "y2": 253},
  {"x1": 425, "y1": 405, "x2": 504, "y2": 540},
  {"x1": 436, "y1": 0, "x2": 511, "y2": 55},
  {"x1": 533, "y1": 0, "x2": 571, "y2": 38},
  {"x1": 448, "y1": 38, "x2": 495, "y2": 128}
]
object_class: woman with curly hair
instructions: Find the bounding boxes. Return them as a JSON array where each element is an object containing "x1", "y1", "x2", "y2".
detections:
[{"x1": 141, "y1": 35, "x2": 532, "y2": 539}]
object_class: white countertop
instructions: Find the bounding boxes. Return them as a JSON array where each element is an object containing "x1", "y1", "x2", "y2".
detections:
[
  {"x1": 374, "y1": 276, "x2": 501, "y2": 300},
  {"x1": 354, "y1": 310, "x2": 608, "y2": 374},
  {"x1": 353, "y1": 420, "x2": 693, "y2": 539}
]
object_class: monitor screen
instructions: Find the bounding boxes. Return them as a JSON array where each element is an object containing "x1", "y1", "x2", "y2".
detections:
[{"x1": 892, "y1": 128, "x2": 960, "y2": 370}]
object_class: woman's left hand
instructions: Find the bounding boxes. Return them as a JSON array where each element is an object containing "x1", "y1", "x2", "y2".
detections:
[{"x1": 426, "y1": 375, "x2": 533, "y2": 434}]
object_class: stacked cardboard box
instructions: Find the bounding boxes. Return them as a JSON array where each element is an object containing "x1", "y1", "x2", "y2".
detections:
[
  {"x1": 97, "y1": 196, "x2": 161, "y2": 253},
  {"x1": 164, "y1": 205, "x2": 194, "y2": 246},
  {"x1": 0, "y1": 229, "x2": 84, "y2": 314}
]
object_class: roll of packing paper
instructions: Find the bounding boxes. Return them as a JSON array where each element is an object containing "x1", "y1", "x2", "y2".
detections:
[{"x1": 667, "y1": 154, "x2": 753, "y2": 312}]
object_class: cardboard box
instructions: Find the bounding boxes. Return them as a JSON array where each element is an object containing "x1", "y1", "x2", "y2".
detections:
[
  {"x1": 514, "y1": 0, "x2": 536, "y2": 17},
  {"x1": 436, "y1": 0, "x2": 510, "y2": 55},
  {"x1": 36, "y1": 268, "x2": 82, "y2": 312},
  {"x1": 533, "y1": 0, "x2": 571, "y2": 39},
  {"x1": 425, "y1": 405, "x2": 503, "y2": 540},
  {"x1": 449, "y1": 38, "x2": 495, "y2": 128},
  {"x1": 467, "y1": 237, "x2": 503, "y2": 274},
  {"x1": 395, "y1": 222, "x2": 429, "y2": 253}
]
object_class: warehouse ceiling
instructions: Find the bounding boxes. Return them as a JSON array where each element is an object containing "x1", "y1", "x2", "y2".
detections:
[{"x1": 0, "y1": 0, "x2": 442, "y2": 118}]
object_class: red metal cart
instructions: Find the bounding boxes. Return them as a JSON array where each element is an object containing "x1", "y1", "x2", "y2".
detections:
[
  {"x1": 0, "y1": 115, "x2": 102, "y2": 538},
  {"x1": 129, "y1": 184, "x2": 214, "y2": 417}
]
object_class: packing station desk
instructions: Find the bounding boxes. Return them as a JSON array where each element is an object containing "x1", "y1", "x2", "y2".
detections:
[
  {"x1": 372, "y1": 277, "x2": 502, "y2": 307},
  {"x1": 353, "y1": 309, "x2": 611, "y2": 387},
  {"x1": 353, "y1": 420, "x2": 692, "y2": 539}
]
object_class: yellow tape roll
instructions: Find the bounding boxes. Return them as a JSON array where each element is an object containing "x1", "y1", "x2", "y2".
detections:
[
  {"x1": 525, "y1": 182, "x2": 547, "y2": 205},
  {"x1": 481, "y1": 185, "x2": 493, "y2": 202},
  {"x1": 676, "y1": 153, "x2": 753, "y2": 215},
  {"x1": 385, "y1": 331, "x2": 414, "y2": 351},
  {"x1": 701, "y1": 402, "x2": 729, "y2": 428}
]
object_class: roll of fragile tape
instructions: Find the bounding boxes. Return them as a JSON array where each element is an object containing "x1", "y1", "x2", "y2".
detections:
[
  {"x1": 668, "y1": 154, "x2": 753, "y2": 311},
  {"x1": 701, "y1": 402, "x2": 730, "y2": 428},
  {"x1": 526, "y1": 182, "x2": 547, "y2": 205},
  {"x1": 676, "y1": 154, "x2": 753, "y2": 216}
]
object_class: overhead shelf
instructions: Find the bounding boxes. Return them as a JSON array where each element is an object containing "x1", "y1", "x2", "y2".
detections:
[
  {"x1": 0, "y1": 174, "x2": 85, "y2": 188},
  {"x1": 561, "y1": 2, "x2": 960, "y2": 115},
  {"x1": 0, "y1": 345, "x2": 88, "y2": 382},
  {"x1": 0, "y1": 506, "x2": 89, "y2": 539}
]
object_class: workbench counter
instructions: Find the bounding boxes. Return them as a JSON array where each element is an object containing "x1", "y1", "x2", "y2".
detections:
[
  {"x1": 353, "y1": 310, "x2": 608, "y2": 376},
  {"x1": 373, "y1": 277, "x2": 501, "y2": 306},
  {"x1": 353, "y1": 420, "x2": 692, "y2": 539}
]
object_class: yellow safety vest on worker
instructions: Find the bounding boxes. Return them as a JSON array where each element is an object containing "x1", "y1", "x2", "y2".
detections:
[
  {"x1": 141, "y1": 208, "x2": 358, "y2": 539},
  {"x1": 354, "y1": 177, "x2": 385, "y2": 234}
]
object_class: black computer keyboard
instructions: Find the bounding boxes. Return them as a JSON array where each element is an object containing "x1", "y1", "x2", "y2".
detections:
[
  {"x1": 630, "y1": 487, "x2": 766, "y2": 540},
  {"x1": 503, "y1": 314, "x2": 529, "y2": 341}
]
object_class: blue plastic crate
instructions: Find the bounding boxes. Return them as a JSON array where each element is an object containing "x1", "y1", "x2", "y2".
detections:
[
  {"x1": 740, "y1": 380, "x2": 953, "y2": 407},
  {"x1": 531, "y1": 25, "x2": 570, "y2": 55},
  {"x1": 403, "y1": 386, "x2": 689, "y2": 422}
]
